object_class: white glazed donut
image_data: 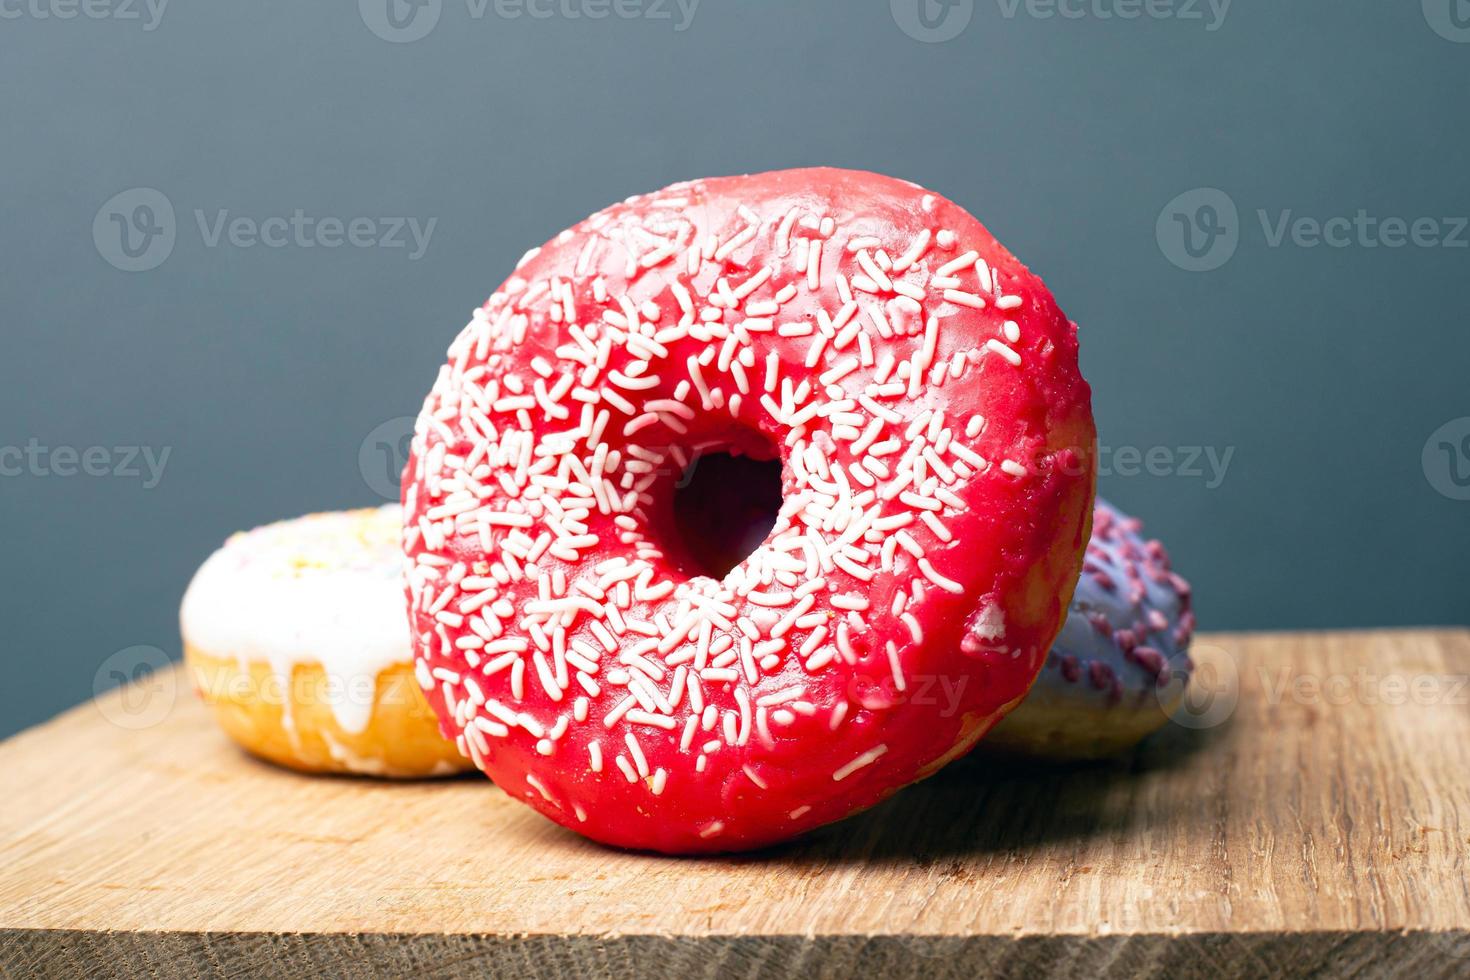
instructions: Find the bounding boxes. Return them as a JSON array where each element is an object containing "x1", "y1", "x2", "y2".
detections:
[{"x1": 180, "y1": 506, "x2": 471, "y2": 777}]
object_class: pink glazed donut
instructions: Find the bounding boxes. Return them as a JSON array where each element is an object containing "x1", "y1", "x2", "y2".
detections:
[{"x1": 401, "y1": 168, "x2": 1096, "y2": 852}]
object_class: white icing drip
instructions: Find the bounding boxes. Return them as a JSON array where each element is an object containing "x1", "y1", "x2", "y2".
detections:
[
  {"x1": 180, "y1": 505, "x2": 409, "y2": 735},
  {"x1": 319, "y1": 732, "x2": 457, "y2": 777}
]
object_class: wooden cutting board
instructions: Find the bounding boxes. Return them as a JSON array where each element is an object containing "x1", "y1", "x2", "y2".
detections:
[{"x1": 3, "y1": 629, "x2": 1469, "y2": 978}]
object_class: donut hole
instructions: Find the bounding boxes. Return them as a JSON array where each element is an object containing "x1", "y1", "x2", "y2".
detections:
[{"x1": 671, "y1": 450, "x2": 783, "y2": 580}]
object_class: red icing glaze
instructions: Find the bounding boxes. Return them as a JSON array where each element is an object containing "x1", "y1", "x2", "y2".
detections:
[{"x1": 402, "y1": 168, "x2": 1095, "y2": 852}]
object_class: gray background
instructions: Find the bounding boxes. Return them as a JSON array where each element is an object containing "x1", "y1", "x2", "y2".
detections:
[{"x1": 3, "y1": 0, "x2": 1468, "y2": 739}]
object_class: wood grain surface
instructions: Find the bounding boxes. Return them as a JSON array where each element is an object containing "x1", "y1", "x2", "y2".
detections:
[{"x1": 3, "y1": 629, "x2": 1469, "y2": 978}]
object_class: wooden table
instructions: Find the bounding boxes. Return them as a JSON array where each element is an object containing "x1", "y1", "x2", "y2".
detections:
[{"x1": 3, "y1": 629, "x2": 1469, "y2": 978}]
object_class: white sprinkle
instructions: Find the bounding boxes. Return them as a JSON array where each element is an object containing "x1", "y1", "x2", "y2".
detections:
[
  {"x1": 625, "y1": 732, "x2": 650, "y2": 778},
  {"x1": 918, "y1": 557, "x2": 965, "y2": 594},
  {"x1": 936, "y1": 250, "x2": 979, "y2": 277},
  {"x1": 984, "y1": 338, "x2": 1022, "y2": 367},
  {"x1": 942, "y1": 289, "x2": 986, "y2": 310},
  {"x1": 833, "y1": 745, "x2": 888, "y2": 781}
]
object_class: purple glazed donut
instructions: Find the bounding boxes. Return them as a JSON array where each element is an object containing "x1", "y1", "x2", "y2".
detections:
[{"x1": 984, "y1": 499, "x2": 1195, "y2": 758}]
